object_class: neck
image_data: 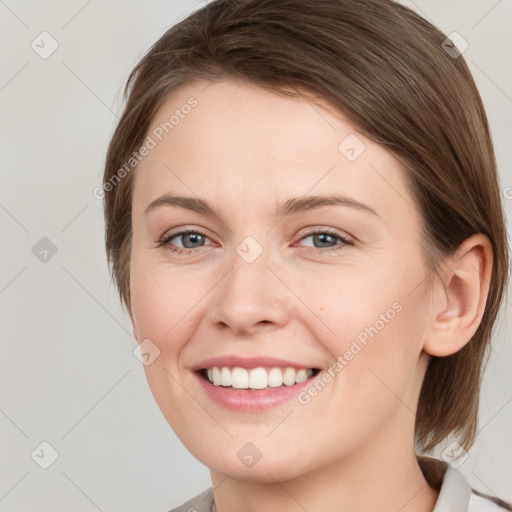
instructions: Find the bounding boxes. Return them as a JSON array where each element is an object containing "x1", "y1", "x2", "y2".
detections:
[{"x1": 210, "y1": 427, "x2": 440, "y2": 512}]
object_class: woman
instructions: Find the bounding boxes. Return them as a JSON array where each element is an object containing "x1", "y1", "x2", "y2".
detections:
[{"x1": 102, "y1": 0, "x2": 511, "y2": 510}]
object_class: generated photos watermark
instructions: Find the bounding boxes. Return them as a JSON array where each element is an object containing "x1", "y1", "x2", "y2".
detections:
[
  {"x1": 93, "y1": 96, "x2": 198, "y2": 200},
  {"x1": 297, "y1": 301, "x2": 403, "y2": 405}
]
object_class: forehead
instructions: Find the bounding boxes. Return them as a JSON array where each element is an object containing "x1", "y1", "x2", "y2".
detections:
[{"x1": 132, "y1": 77, "x2": 417, "y2": 225}]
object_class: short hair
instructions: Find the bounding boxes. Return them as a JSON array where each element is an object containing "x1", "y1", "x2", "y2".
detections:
[{"x1": 102, "y1": 0, "x2": 510, "y2": 454}]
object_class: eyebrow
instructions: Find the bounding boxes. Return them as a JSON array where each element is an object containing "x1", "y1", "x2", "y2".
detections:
[{"x1": 143, "y1": 193, "x2": 379, "y2": 218}]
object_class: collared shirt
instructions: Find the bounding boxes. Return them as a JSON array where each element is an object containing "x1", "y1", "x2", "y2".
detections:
[{"x1": 167, "y1": 456, "x2": 511, "y2": 512}]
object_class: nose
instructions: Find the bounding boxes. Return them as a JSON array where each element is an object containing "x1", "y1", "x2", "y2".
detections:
[{"x1": 208, "y1": 246, "x2": 292, "y2": 336}]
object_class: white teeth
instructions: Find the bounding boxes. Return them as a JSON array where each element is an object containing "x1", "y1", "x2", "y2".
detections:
[
  {"x1": 268, "y1": 367, "x2": 283, "y2": 388},
  {"x1": 282, "y1": 367, "x2": 296, "y2": 386},
  {"x1": 221, "y1": 367, "x2": 232, "y2": 387},
  {"x1": 249, "y1": 367, "x2": 268, "y2": 389},
  {"x1": 231, "y1": 367, "x2": 249, "y2": 389},
  {"x1": 212, "y1": 367, "x2": 222, "y2": 385},
  {"x1": 295, "y1": 369, "x2": 309, "y2": 383},
  {"x1": 204, "y1": 366, "x2": 315, "y2": 389}
]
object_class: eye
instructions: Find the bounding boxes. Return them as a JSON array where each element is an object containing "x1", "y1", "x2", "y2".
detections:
[
  {"x1": 157, "y1": 228, "x2": 352, "y2": 255},
  {"x1": 158, "y1": 229, "x2": 213, "y2": 254},
  {"x1": 296, "y1": 229, "x2": 352, "y2": 252}
]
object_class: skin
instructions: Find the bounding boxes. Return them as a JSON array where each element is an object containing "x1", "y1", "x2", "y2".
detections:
[{"x1": 128, "y1": 77, "x2": 492, "y2": 512}]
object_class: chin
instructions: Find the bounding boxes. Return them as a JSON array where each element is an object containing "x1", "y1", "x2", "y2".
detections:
[{"x1": 198, "y1": 444, "x2": 314, "y2": 483}]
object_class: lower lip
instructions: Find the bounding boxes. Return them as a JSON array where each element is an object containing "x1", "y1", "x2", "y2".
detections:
[{"x1": 194, "y1": 372, "x2": 316, "y2": 412}]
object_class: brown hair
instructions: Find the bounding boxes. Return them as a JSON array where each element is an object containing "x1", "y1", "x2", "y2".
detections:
[{"x1": 102, "y1": 0, "x2": 510, "y2": 454}]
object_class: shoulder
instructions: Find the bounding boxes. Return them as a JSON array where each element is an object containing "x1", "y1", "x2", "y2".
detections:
[
  {"x1": 417, "y1": 455, "x2": 512, "y2": 512},
  {"x1": 166, "y1": 488, "x2": 214, "y2": 512},
  {"x1": 469, "y1": 489, "x2": 512, "y2": 512}
]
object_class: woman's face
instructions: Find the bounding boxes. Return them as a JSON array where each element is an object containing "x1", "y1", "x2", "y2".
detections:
[{"x1": 129, "y1": 77, "x2": 435, "y2": 481}]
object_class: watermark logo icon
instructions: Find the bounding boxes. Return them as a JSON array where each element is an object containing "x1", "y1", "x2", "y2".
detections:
[
  {"x1": 441, "y1": 441, "x2": 469, "y2": 468},
  {"x1": 133, "y1": 338, "x2": 161, "y2": 366},
  {"x1": 338, "y1": 134, "x2": 366, "y2": 162},
  {"x1": 32, "y1": 237, "x2": 58, "y2": 263},
  {"x1": 31, "y1": 441, "x2": 59, "y2": 469},
  {"x1": 237, "y1": 442, "x2": 263, "y2": 468},
  {"x1": 442, "y1": 32, "x2": 469, "y2": 59},
  {"x1": 236, "y1": 236, "x2": 263, "y2": 264},
  {"x1": 31, "y1": 32, "x2": 59, "y2": 59}
]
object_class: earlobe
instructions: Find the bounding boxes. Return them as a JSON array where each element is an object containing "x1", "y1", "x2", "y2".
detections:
[{"x1": 423, "y1": 234, "x2": 493, "y2": 357}]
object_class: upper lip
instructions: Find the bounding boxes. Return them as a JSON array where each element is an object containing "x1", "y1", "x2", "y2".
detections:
[{"x1": 191, "y1": 355, "x2": 320, "y2": 371}]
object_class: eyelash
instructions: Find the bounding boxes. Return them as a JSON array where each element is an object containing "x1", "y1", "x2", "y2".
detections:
[{"x1": 157, "y1": 228, "x2": 353, "y2": 255}]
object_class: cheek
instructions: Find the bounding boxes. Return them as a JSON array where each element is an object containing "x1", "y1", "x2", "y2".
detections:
[
  {"x1": 289, "y1": 260, "x2": 408, "y2": 347},
  {"x1": 129, "y1": 259, "x2": 207, "y2": 432},
  {"x1": 130, "y1": 256, "x2": 207, "y2": 347},
  {"x1": 301, "y1": 257, "x2": 428, "y2": 398}
]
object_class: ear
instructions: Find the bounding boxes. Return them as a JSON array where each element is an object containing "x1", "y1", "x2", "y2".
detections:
[{"x1": 423, "y1": 234, "x2": 493, "y2": 357}]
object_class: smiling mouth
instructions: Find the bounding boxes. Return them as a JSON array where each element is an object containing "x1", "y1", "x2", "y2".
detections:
[{"x1": 198, "y1": 366, "x2": 321, "y2": 390}]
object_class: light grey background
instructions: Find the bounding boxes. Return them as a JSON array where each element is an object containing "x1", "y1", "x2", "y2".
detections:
[{"x1": 0, "y1": 1, "x2": 510, "y2": 510}]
